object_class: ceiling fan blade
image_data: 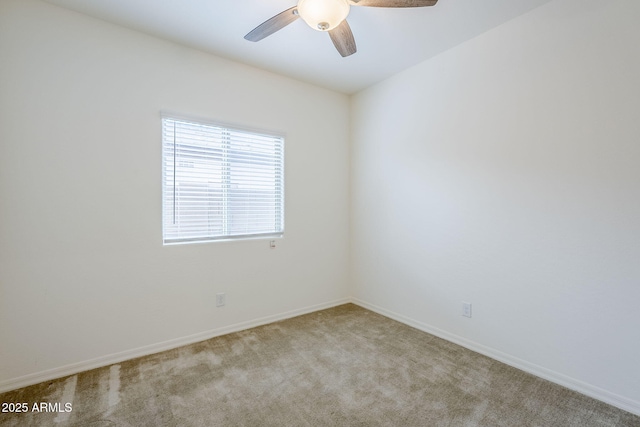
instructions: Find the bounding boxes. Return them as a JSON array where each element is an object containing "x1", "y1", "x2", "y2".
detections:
[
  {"x1": 244, "y1": 7, "x2": 299, "y2": 42},
  {"x1": 329, "y1": 20, "x2": 357, "y2": 57},
  {"x1": 349, "y1": 0, "x2": 437, "y2": 7}
]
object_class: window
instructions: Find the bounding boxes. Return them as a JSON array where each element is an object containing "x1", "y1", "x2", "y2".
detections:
[{"x1": 162, "y1": 116, "x2": 284, "y2": 244}]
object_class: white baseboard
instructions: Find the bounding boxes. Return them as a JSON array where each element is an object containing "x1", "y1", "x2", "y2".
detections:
[
  {"x1": 3, "y1": 296, "x2": 639, "y2": 418},
  {"x1": 0, "y1": 297, "x2": 351, "y2": 394},
  {"x1": 351, "y1": 297, "x2": 640, "y2": 417}
]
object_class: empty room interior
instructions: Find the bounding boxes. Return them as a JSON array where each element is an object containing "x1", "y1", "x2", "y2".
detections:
[{"x1": 1, "y1": 0, "x2": 639, "y2": 425}]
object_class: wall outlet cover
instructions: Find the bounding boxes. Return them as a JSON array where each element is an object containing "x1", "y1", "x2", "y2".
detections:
[
  {"x1": 216, "y1": 293, "x2": 226, "y2": 307},
  {"x1": 462, "y1": 302, "x2": 472, "y2": 318}
]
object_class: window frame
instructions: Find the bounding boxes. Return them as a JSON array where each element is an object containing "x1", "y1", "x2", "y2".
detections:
[{"x1": 161, "y1": 113, "x2": 285, "y2": 245}]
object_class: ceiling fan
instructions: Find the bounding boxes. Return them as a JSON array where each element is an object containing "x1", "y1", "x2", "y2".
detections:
[{"x1": 244, "y1": 0, "x2": 438, "y2": 58}]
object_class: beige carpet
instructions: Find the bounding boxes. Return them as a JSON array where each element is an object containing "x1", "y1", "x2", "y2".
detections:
[{"x1": 1, "y1": 304, "x2": 638, "y2": 426}]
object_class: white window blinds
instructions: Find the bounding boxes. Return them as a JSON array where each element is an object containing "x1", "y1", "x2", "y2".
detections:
[{"x1": 162, "y1": 116, "x2": 284, "y2": 244}]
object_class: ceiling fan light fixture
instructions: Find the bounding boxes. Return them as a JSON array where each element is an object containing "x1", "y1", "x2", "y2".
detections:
[{"x1": 297, "y1": 0, "x2": 350, "y2": 32}]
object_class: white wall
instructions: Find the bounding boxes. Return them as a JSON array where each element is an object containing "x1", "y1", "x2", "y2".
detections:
[
  {"x1": 351, "y1": 0, "x2": 640, "y2": 414},
  {"x1": 0, "y1": 0, "x2": 350, "y2": 388}
]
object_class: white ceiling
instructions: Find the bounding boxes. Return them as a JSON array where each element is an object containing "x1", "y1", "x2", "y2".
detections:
[{"x1": 43, "y1": 0, "x2": 554, "y2": 94}]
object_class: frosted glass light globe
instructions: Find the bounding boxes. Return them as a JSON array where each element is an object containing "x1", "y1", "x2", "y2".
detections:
[{"x1": 297, "y1": 0, "x2": 350, "y2": 31}]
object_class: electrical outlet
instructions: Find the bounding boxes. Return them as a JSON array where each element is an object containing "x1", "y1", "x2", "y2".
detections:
[
  {"x1": 462, "y1": 302, "x2": 472, "y2": 318},
  {"x1": 270, "y1": 240, "x2": 276, "y2": 249},
  {"x1": 216, "y1": 293, "x2": 226, "y2": 307}
]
